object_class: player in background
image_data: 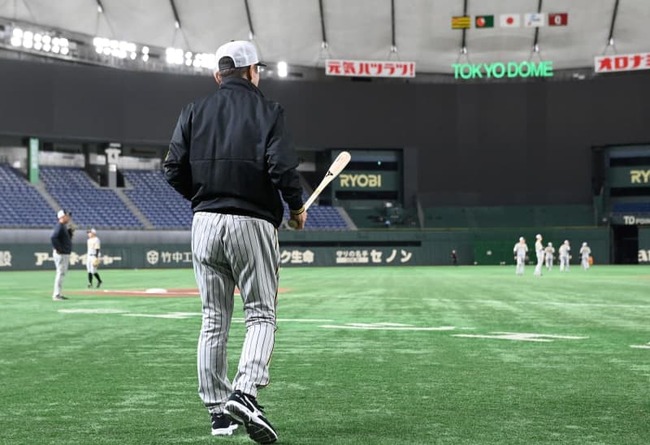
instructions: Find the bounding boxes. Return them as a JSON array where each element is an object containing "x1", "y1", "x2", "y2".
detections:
[
  {"x1": 544, "y1": 242, "x2": 555, "y2": 271},
  {"x1": 534, "y1": 234, "x2": 544, "y2": 276},
  {"x1": 50, "y1": 209, "x2": 73, "y2": 301},
  {"x1": 559, "y1": 240, "x2": 571, "y2": 272},
  {"x1": 580, "y1": 242, "x2": 592, "y2": 270},
  {"x1": 86, "y1": 228, "x2": 103, "y2": 288},
  {"x1": 513, "y1": 237, "x2": 528, "y2": 275}
]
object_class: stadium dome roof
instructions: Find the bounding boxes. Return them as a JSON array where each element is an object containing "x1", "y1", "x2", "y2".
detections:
[{"x1": 0, "y1": 0, "x2": 648, "y2": 74}]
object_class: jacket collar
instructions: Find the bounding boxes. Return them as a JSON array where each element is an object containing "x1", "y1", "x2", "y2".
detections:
[{"x1": 220, "y1": 77, "x2": 264, "y2": 96}]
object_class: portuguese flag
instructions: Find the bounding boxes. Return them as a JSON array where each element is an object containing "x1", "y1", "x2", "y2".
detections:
[{"x1": 475, "y1": 15, "x2": 494, "y2": 28}]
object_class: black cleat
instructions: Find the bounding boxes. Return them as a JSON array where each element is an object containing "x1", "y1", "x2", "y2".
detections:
[
  {"x1": 210, "y1": 412, "x2": 240, "y2": 436},
  {"x1": 53, "y1": 295, "x2": 68, "y2": 301},
  {"x1": 96, "y1": 281, "x2": 102, "y2": 288},
  {"x1": 225, "y1": 391, "x2": 278, "y2": 444}
]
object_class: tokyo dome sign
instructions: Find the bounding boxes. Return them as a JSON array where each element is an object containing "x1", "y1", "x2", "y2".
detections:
[{"x1": 452, "y1": 61, "x2": 554, "y2": 80}]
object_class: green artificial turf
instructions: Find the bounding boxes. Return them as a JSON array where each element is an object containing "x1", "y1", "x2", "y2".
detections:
[{"x1": 1, "y1": 265, "x2": 649, "y2": 444}]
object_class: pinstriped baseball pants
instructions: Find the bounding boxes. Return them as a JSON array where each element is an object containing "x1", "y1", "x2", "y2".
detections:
[{"x1": 192, "y1": 212, "x2": 279, "y2": 413}]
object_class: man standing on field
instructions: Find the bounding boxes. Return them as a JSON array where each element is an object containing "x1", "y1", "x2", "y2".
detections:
[
  {"x1": 86, "y1": 228, "x2": 103, "y2": 288},
  {"x1": 50, "y1": 209, "x2": 73, "y2": 301},
  {"x1": 164, "y1": 40, "x2": 306, "y2": 444},
  {"x1": 559, "y1": 240, "x2": 571, "y2": 271},
  {"x1": 544, "y1": 242, "x2": 555, "y2": 270},
  {"x1": 534, "y1": 234, "x2": 544, "y2": 276},
  {"x1": 580, "y1": 242, "x2": 592, "y2": 270},
  {"x1": 513, "y1": 237, "x2": 528, "y2": 275}
]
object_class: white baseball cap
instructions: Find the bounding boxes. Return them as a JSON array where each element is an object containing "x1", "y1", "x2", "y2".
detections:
[
  {"x1": 57, "y1": 209, "x2": 71, "y2": 218},
  {"x1": 215, "y1": 40, "x2": 266, "y2": 72},
  {"x1": 87, "y1": 228, "x2": 97, "y2": 234}
]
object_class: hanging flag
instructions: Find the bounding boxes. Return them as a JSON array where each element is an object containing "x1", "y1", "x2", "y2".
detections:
[
  {"x1": 475, "y1": 15, "x2": 494, "y2": 29},
  {"x1": 499, "y1": 14, "x2": 521, "y2": 28},
  {"x1": 451, "y1": 16, "x2": 471, "y2": 29},
  {"x1": 524, "y1": 13, "x2": 546, "y2": 27},
  {"x1": 548, "y1": 13, "x2": 568, "y2": 26}
]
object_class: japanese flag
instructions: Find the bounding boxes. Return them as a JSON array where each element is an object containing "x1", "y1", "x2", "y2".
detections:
[{"x1": 500, "y1": 14, "x2": 521, "y2": 28}]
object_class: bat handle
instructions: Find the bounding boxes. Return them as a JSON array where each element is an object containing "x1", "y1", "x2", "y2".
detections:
[{"x1": 287, "y1": 204, "x2": 309, "y2": 229}]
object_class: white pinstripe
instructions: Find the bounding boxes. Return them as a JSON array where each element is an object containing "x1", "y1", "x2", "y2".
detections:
[{"x1": 192, "y1": 212, "x2": 279, "y2": 413}]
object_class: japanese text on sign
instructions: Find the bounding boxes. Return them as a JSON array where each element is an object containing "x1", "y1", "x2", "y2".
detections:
[
  {"x1": 594, "y1": 53, "x2": 650, "y2": 73},
  {"x1": 0, "y1": 251, "x2": 12, "y2": 267},
  {"x1": 280, "y1": 249, "x2": 315, "y2": 265},
  {"x1": 146, "y1": 250, "x2": 193, "y2": 265},
  {"x1": 34, "y1": 251, "x2": 122, "y2": 266},
  {"x1": 326, "y1": 59, "x2": 416, "y2": 78},
  {"x1": 335, "y1": 249, "x2": 413, "y2": 264}
]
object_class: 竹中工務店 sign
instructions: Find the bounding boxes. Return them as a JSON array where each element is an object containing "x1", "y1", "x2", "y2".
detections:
[
  {"x1": 453, "y1": 61, "x2": 554, "y2": 79},
  {"x1": 326, "y1": 60, "x2": 416, "y2": 78},
  {"x1": 594, "y1": 53, "x2": 650, "y2": 74}
]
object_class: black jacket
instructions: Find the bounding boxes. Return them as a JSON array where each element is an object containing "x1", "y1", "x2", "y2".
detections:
[
  {"x1": 51, "y1": 223, "x2": 72, "y2": 254},
  {"x1": 164, "y1": 77, "x2": 303, "y2": 228}
]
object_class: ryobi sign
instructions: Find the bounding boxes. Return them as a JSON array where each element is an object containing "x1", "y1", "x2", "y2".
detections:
[
  {"x1": 452, "y1": 61, "x2": 554, "y2": 80},
  {"x1": 337, "y1": 171, "x2": 399, "y2": 191}
]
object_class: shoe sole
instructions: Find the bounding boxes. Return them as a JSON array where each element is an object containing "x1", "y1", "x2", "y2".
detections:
[{"x1": 225, "y1": 401, "x2": 278, "y2": 444}]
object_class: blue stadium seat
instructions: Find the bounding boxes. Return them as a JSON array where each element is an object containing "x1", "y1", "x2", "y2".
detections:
[
  {"x1": 41, "y1": 167, "x2": 142, "y2": 229},
  {"x1": 0, "y1": 164, "x2": 55, "y2": 227},
  {"x1": 122, "y1": 169, "x2": 192, "y2": 229}
]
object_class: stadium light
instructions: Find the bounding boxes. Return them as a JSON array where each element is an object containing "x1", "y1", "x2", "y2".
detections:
[
  {"x1": 94, "y1": 37, "x2": 137, "y2": 59},
  {"x1": 277, "y1": 61, "x2": 288, "y2": 78},
  {"x1": 10, "y1": 26, "x2": 70, "y2": 55},
  {"x1": 165, "y1": 47, "x2": 216, "y2": 70},
  {"x1": 1, "y1": 17, "x2": 247, "y2": 76},
  {"x1": 165, "y1": 47, "x2": 184, "y2": 65}
]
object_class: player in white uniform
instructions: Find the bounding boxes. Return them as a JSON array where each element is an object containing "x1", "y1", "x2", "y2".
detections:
[
  {"x1": 544, "y1": 242, "x2": 555, "y2": 270},
  {"x1": 533, "y1": 234, "x2": 544, "y2": 276},
  {"x1": 559, "y1": 240, "x2": 571, "y2": 272},
  {"x1": 513, "y1": 237, "x2": 528, "y2": 275},
  {"x1": 579, "y1": 242, "x2": 592, "y2": 270},
  {"x1": 86, "y1": 228, "x2": 103, "y2": 288}
]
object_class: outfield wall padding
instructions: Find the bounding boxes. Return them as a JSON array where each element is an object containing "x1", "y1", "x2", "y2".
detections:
[{"x1": 0, "y1": 228, "x2": 610, "y2": 270}]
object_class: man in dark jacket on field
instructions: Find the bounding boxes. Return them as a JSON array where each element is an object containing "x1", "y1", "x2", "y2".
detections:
[
  {"x1": 50, "y1": 209, "x2": 73, "y2": 301},
  {"x1": 164, "y1": 40, "x2": 306, "y2": 444}
]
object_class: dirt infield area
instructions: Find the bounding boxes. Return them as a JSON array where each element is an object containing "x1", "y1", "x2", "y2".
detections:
[{"x1": 71, "y1": 288, "x2": 289, "y2": 298}]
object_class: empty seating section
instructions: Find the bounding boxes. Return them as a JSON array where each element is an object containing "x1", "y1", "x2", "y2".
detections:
[
  {"x1": 281, "y1": 191, "x2": 349, "y2": 230},
  {"x1": 122, "y1": 170, "x2": 192, "y2": 229},
  {"x1": 283, "y1": 205, "x2": 349, "y2": 230},
  {"x1": 0, "y1": 166, "x2": 348, "y2": 229},
  {"x1": 41, "y1": 167, "x2": 142, "y2": 229},
  {"x1": 0, "y1": 164, "x2": 54, "y2": 227},
  {"x1": 612, "y1": 202, "x2": 650, "y2": 213}
]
